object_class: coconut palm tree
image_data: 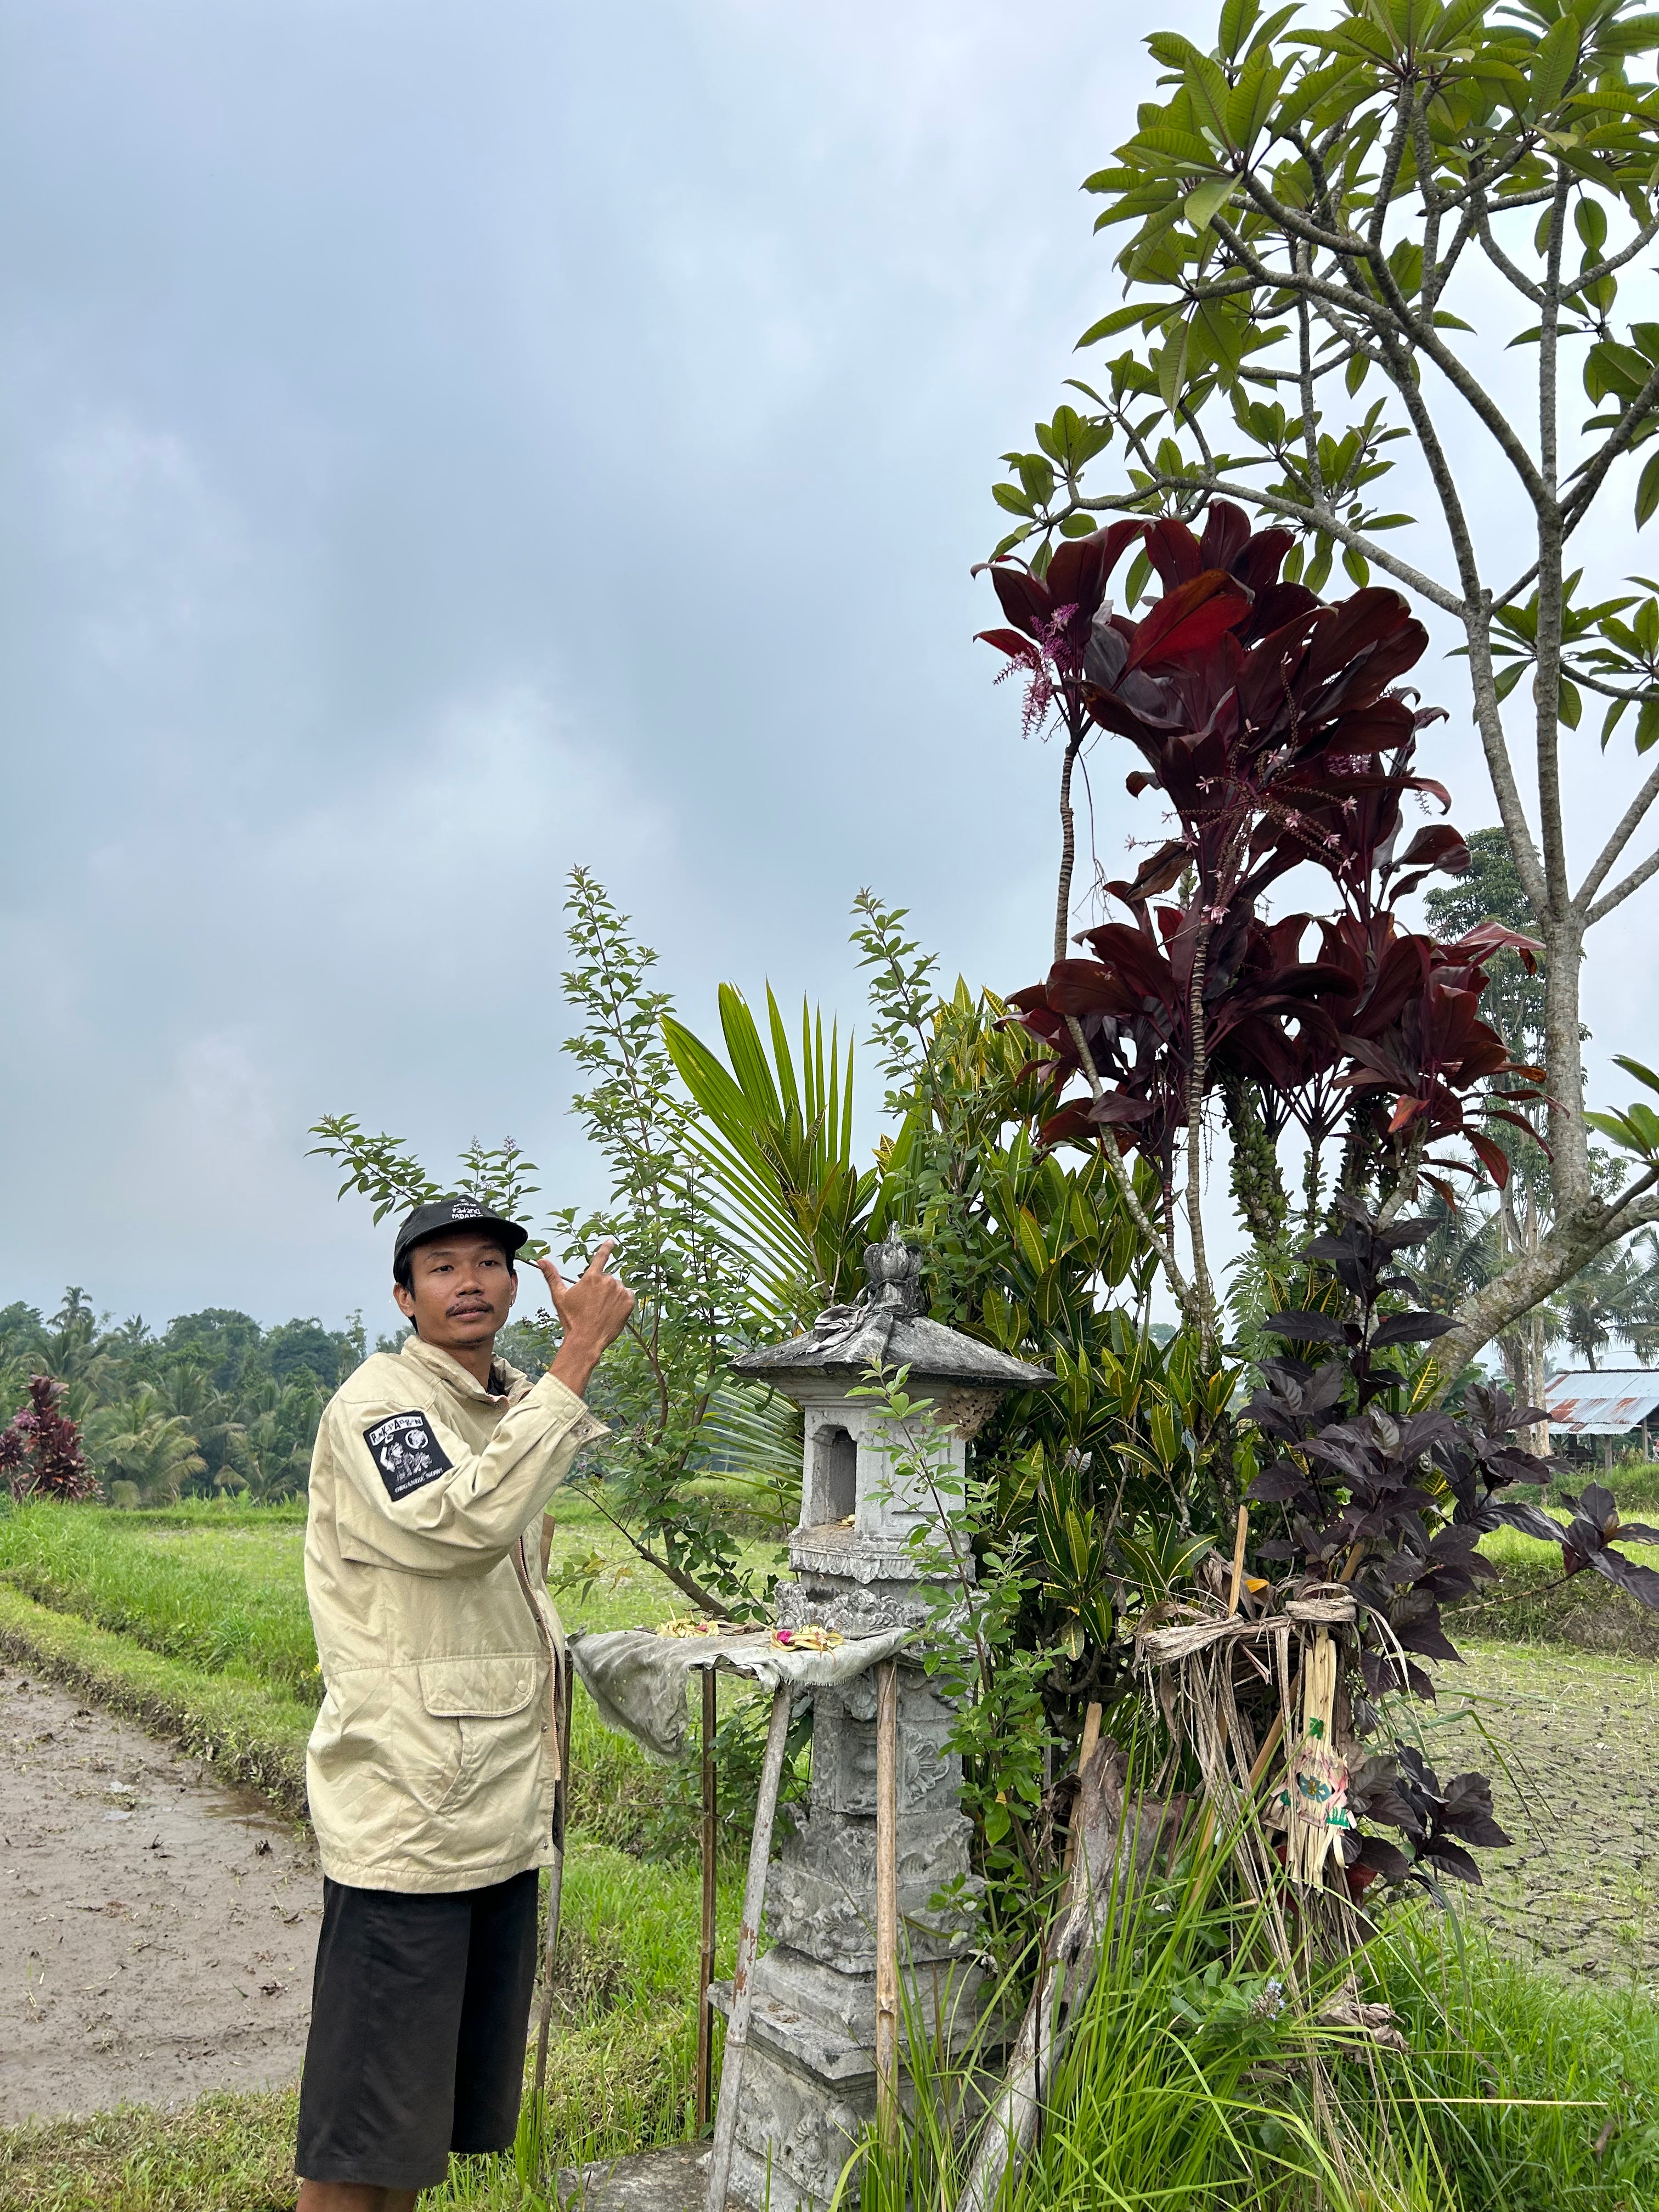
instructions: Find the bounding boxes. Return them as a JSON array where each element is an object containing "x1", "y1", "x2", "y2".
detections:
[
  {"x1": 87, "y1": 1390, "x2": 207, "y2": 1503},
  {"x1": 152, "y1": 1362, "x2": 248, "y2": 1493},
  {"x1": 239, "y1": 1376, "x2": 325, "y2": 1501}
]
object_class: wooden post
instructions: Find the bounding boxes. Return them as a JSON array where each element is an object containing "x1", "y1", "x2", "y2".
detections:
[
  {"x1": 1063, "y1": 1702, "x2": 1103, "y2": 1876},
  {"x1": 696, "y1": 1664, "x2": 718, "y2": 2133},
  {"x1": 706, "y1": 1684, "x2": 793, "y2": 2212},
  {"x1": 874, "y1": 1658, "x2": 900, "y2": 2139}
]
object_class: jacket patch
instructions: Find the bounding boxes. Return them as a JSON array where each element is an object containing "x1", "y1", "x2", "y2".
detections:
[{"x1": 363, "y1": 1410, "x2": 454, "y2": 1501}]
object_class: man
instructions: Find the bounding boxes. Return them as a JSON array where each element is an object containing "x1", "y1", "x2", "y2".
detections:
[{"x1": 294, "y1": 1195, "x2": 633, "y2": 2212}]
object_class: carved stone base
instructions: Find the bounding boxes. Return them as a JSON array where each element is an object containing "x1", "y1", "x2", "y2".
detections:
[
  {"x1": 764, "y1": 1808, "x2": 978, "y2": 1968},
  {"x1": 715, "y1": 1557, "x2": 995, "y2": 2210},
  {"x1": 708, "y1": 1955, "x2": 990, "y2": 2212}
]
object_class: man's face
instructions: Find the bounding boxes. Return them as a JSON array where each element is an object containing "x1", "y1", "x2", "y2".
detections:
[{"x1": 394, "y1": 1233, "x2": 518, "y2": 1353}]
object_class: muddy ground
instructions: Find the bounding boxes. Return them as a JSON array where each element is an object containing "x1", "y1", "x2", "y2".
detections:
[
  {"x1": 1428, "y1": 1639, "x2": 1659, "y2": 1981},
  {"x1": 0, "y1": 1666, "x2": 320, "y2": 2125}
]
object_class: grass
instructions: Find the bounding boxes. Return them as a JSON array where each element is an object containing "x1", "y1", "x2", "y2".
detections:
[
  {"x1": 0, "y1": 1489, "x2": 773, "y2": 1704},
  {"x1": 852, "y1": 1873, "x2": 1659, "y2": 2212},
  {"x1": 1468, "y1": 1521, "x2": 1659, "y2": 1658},
  {"x1": 0, "y1": 1506, "x2": 324, "y2": 1701},
  {"x1": 1452, "y1": 1460, "x2": 1659, "y2": 1658},
  {"x1": 0, "y1": 1491, "x2": 784, "y2": 1850},
  {"x1": 0, "y1": 1579, "x2": 316, "y2": 1809},
  {"x1": 1369, "y1": 1914, "x2": 1659, "y2": 2208},
  {"x1": 0, "y1": 1488, "x2": 772, "y2": 2209}
]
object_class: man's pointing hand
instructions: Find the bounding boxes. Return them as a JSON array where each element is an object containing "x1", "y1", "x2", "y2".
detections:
[{"x1": 535, "y1": 1240, "x2": 635, "y2": 1401}]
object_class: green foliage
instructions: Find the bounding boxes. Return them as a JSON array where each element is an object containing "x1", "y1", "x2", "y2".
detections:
[
  {"x1": 305, "y1": 1118, "x2": 541, "y2": 1233},
  {"x1": 853, "y1": 1854, "x2": 1659, "y2": 2211},
  {"x1": 316, "y1": 867, "x2": 788, "y2": 1622},
  {"x1": 0, "y1": 1290, "x2": 360, "y2": 1504},
  {"x1": 849, "y1": 893, "x2": 1238, "y2": 1683},
  {"x1": 548, "y1": 868, "x2": 778, "y2": 1620},
  {"x1": 854, "y1": 1335, "x2": 1239, "y2": 1955},
  {"x1": 663, "y1": 984, "x2": 877, "y2": 1322},
  {"x1": 1424, "y1": 828, "x2": 1550, "y2": 1074},
  {"x1": 1585, "y1": 1051, "x2": 1659, "y2": 1167},
  {"x1": 985, "y1": 0, "x2": 1659, "y2": 1180},
  {"x1": 1553, "y1": 1227, "x2": 1659, "y2": 1365}
]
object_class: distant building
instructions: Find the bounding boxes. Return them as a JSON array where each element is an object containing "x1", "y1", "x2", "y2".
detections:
[{"x1": 1545, "y1": 1368, "x2": 1659, "y2": 1464}]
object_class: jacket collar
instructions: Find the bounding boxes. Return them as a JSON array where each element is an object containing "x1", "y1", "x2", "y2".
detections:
[{"x1": 400, "y1": 1333, "x2": 529, "y2": 1407}]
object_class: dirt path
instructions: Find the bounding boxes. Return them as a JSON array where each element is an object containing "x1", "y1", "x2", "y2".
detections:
[
  {"x1": 1432, "y1": 1639, "x2": 1659, "y2": 1981},
  {"x1": 0, "y1": 1664, "x2": 320, "y2": 2125}
]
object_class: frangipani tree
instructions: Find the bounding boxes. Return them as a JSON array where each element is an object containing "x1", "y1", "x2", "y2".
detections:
[{"x1": 990, "y1": 0, "x2": 1659, "y2": 1378}]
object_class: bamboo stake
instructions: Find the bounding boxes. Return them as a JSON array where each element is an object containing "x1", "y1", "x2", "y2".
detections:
[
  {"x1": 706, "y1": 1684, "x2": 793, "y2": 2212},
  {"x1": 874, "y1": 1658, "x2": 900, "y2": 2140},
  {"x1": 532, "y1": 1649, "x2": 575, "y2": 2113},
  {"x1": 1289, "y1": 1627, "x2": 1340, "y2": 1888},
  {"x1": 1226, "y1": 1505, "x2": 1249, "y2": 1617},
  {"x1": 696, "y1": 1664, "x2": 718, "y2": 2133}
]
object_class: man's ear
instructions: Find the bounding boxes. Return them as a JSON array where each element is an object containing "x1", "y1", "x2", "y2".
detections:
[
  {"x1": 393, "y1": 1281, "x2": 416, "y2": 1324},
  {"x1": 506, "y1": 1266, "x2": 519, "y2": 1314}
]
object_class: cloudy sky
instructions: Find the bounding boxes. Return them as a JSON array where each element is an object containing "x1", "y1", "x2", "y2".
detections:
[{"x1": 3, "y1": 1, "x2": 1656, "y2": 1341}]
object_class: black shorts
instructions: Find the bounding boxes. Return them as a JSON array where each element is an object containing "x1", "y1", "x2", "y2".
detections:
[{"x1": 295, "y1": 1869, "x2": 540, "y2": 2191}]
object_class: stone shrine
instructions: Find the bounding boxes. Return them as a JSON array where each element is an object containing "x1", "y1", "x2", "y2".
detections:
[{"x1": 710, "y1": 1234, "x2": 1051, "y2": 2211}]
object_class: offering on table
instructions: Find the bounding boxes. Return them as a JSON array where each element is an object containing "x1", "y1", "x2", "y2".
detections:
[
  {"x1": 770, "y1": 1624, "x2": 843, "y2": 1651},
  {"x1": 655, "y1": 1616, "x2": 731, "y2": 1639}
]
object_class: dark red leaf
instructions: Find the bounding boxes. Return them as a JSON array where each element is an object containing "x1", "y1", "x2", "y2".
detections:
[
  {"x1": 1198, "y1": 499, "x2": 1252, "y2": 575},
  {"x1": 1143, "y1": 515, "x2": 1204, "y2": 590},
  {"x1": 976, "y1": 627, "x2": 1039, "y2": 660},
  {"x1": 1467, "y1": 1131, "x2": 1511, "y2": 1188},
  {"x1": 1419, "y1": 1837, "x2": 1483, "y2": 1884},
  {"x1": 1124, "y1": 571, "x2": 1251, "y2": 672},
  {"x1": 988, "y1": 565, "x2": 1051, "y2": 640},
  {"x1": 1370, "y1": 1312, "x2": 1458, "y2": 1347},
  {"x1": 1397, "y1": 823, "x2": 1470, "y2": 871},
  {"x1": 1086, "y1": 1091, "x2": 1155, "y2": 1124},
  {"x1": 1264, "y1": 1310, "x2": 1350, "y2": 1344}
]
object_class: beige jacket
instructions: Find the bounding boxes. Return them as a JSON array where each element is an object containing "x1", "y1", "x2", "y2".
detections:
[{"x1": 302, "y1": 1334, "x2": 605, "y2": 1893}]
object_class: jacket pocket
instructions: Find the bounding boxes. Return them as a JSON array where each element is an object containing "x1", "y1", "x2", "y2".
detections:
[
  {"x1": 416, "y1": 1655, "x2": 542, "y2": 1822},
  {"x1": 416, "y1": 1656, "x2": 537, "y2": 1719}
]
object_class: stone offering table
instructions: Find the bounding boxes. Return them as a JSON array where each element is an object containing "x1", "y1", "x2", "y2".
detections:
[{"x1": 710, "y1": 1233, "x2": 1051, "y2": 2211}]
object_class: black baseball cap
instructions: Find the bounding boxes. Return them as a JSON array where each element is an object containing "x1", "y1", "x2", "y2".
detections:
[{"x1": 392, "y1": 1197, "x2": 529, "y2": 1280}]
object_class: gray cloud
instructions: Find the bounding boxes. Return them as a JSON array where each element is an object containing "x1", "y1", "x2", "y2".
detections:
[{"x1": 1, "y1": 0, "x2": 1655, "y2": 1341}]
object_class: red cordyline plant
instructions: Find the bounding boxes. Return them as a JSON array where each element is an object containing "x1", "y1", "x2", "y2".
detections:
[
  {"x1": 979, "y1": 502, "x2": 1545, "y2": 1353},
  {"x1": 0, "y1": 1374, "x2": 98, "y2": 1502},
  {"x1": 973, "y1": 506, "x2": 1654, "y2": 1914}
]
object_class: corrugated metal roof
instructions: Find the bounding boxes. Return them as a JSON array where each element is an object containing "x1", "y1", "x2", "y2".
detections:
[{"x1": 1544, "y1": 1369, "x2": 1659, "y2": 1433}]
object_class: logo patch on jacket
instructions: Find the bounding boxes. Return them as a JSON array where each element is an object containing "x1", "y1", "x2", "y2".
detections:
[{"x1": 363, "y1": 1410, "x2": 455, "y2": 1501}]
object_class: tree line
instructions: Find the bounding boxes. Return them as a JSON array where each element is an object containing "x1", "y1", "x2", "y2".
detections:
[
  {"x1": 0, "y1": 1293, "x2": 555, "y2": 1505},
  {"x1": 0, "y1": 1293, "x2": 365, "y2": 1502}
]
